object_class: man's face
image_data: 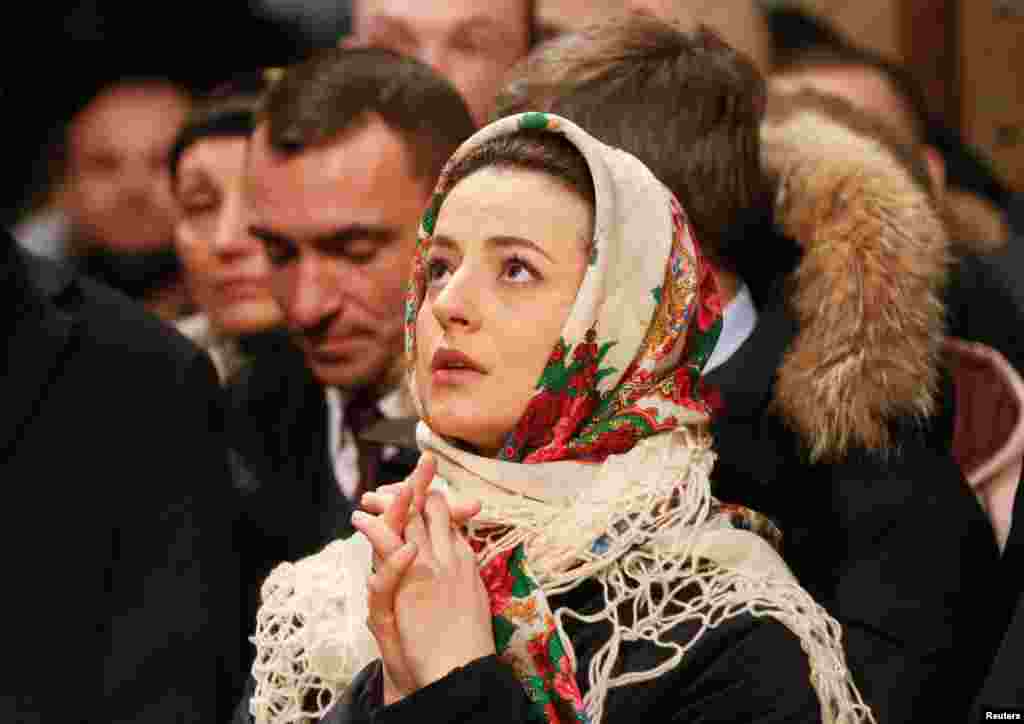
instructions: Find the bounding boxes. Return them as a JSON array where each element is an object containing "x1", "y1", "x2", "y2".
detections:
[
  {"x1": 770, "y1": 65, "x2": 920, "y2": 147},
  {"x1": 245, "y1": 117, "x2": 429, "y2": 389},
  {"x1": 351, "y1": 0, "x2": 531, "y2": 124},
  {"x1": 64, "y1": 82, "x2": 189, "y2": 253}
]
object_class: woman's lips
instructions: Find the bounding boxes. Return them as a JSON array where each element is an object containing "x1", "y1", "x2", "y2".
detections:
[{"x1": 430, "y1": 347, "x2": 485, "y2": 385}]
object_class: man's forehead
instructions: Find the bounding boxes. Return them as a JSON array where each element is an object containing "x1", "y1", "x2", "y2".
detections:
[
  {"x1": 773, "y1": 66, "x2": 919, "y2": 146},
  {"x1": 247, "y1": 119, "x2": 416, "y2": 183},
  {"x1": 71, "y1": 85, "x2": 187, "y2": 152},
  {"x1": 245, "y1": 122, "x2": 431, "y2": 229}
]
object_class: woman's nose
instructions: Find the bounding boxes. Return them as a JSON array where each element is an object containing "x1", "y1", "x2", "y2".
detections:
[
  {"x1": 211, "y1": 197, "x2": 254, "y2": 258},
  {"x1": 432, "y1": 266, "x2": 479, "y2": 331}
]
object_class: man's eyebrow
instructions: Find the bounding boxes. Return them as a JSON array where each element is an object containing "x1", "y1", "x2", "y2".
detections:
[
  {"x1": 313, "y1": 224, "x2": 398, "y2": 247},
  {"x1": 431, "y1": 234, "x2": 554, "y2": 262},
  {"x1": 248, "y1": 224, "x2": 397, "y2": 247}
]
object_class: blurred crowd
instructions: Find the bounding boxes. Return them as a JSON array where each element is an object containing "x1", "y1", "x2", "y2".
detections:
[{"x1": 2, "y1": 1, "x2": 1022, "y2": 723}]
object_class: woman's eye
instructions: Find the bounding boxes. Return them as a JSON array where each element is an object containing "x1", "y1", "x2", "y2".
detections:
[
  {"x1": 502, "y1": 257, "x2": 536, "y2": 283},
  {"x1": 426, "y1": 259, "x2": 451, "y2": 286}
]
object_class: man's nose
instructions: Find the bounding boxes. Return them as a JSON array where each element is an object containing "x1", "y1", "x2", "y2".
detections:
[{"x1": 286, "y1": 254, "x2": 343, "y2": 332}]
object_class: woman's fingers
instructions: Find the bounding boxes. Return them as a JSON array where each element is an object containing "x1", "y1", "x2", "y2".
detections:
[
  {"x1": 352, "y1": 510, "x2": 404, "y2": 561},
  {"x1": 366, "y1": 541, "x2": 418, "y2": 699},
  {"x1": 381, "y1": 480, "x2": 415, "y2": 539},
  {"x1": 424, "y1": 491, "x2": 455, "y2": 567},
  {"x1": 402, "y1": 509, "x2": 433, "y2": 565},
  {"x1": 450, "y1": 496, "x2": 483, "y2": 525},
  {"x1": 366, "y1": 541, "x2": 418, "y2": 619},
  {"x1": 411, "y1": 453, "x2": 436, "y2": 514}
]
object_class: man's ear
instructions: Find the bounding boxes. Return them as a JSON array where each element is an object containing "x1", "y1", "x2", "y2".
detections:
[{"x1": 923, "y1": 145, "x2": 947, "y2": 196}]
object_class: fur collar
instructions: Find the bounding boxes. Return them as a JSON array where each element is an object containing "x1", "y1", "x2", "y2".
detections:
[{"x1": 760, "y1": 91, "x2": 952, "y2": 460}]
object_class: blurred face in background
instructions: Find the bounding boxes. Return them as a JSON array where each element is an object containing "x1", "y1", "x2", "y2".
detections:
[
  {"x1": 771, "y1": 65, "x2": 920, "y2": 149},
  {"x1": 246, "y1": 117, "x2": 428, "y2": 389},
  {"x1": 350, "y1": 0, "x2": 532, "y2": 124},
  {"x1": 770, "y1": 65, "x2": 946, "y2": 193},
  {"x1": 64, "y1": 81, "x2": 190, "y2": 253},
  {"x1": 174, "y1": 135, "x2": 282, "y2": 335}
]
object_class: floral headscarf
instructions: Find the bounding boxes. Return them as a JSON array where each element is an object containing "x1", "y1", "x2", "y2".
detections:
[{"x1": 405, "y1": 111, "x2": 723, "y2": 467}]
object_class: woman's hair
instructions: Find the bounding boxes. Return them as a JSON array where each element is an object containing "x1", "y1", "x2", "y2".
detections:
[
  {"x1": 169, "y1": 89, "x2": 262, "y2": 190},
  {"x1": 440, "y1": 129, "x2": 596, "y2": 211}
]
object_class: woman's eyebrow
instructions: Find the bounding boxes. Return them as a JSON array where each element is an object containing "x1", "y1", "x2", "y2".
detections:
[
  {"x1": 430, "y1": 234, "x2": 554, "y2": 263},
  {"x1": 487, "y1": 236, "x2": 554, "y2": 262},
  {"x1": 429, "y1": 235, "x2": 460, "y2": 253}
]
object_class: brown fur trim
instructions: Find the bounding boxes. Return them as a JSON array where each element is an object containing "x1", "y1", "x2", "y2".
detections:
[
  {"x1": 762, "y1": 91, "x2": 952, "y2": 460},
  {"x1": 943, "y1": 187, "x2": 1010, "y2": 256}
]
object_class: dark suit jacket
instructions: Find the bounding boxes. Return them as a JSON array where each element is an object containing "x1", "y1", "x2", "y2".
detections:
[
  {"x1": 1, "y1": 238, "x2": 243, "y2": 722},
  {"x1": 971, "y1": 471, "x2": 1024, "y2": 721},
  {"x1": 227, "y1": 345, "x2": 419, "y2": 680},
  {"x1": 705, "y1": 286, "x2": 1004, "y2": 724}
]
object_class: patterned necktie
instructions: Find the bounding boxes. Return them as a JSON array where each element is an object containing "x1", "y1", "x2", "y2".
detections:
[{"x1": 345, "y1": 387, "x2": 384, "y2": 502}]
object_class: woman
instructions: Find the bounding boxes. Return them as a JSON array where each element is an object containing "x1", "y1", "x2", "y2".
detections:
[
  {"x1": 171, "y1": 89, "x2": 283, "y2": 381},
  {"x1": 248, "y1": 113, "x2": 873, "y2": 724}
]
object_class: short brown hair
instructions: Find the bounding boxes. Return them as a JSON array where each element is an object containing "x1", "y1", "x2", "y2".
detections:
[
  {"x1": 497, "y1": 15, "x2": 767, "y2": 273},
  {"x1": 261, "y1": 47, "x2": 476, "y2": 183}
]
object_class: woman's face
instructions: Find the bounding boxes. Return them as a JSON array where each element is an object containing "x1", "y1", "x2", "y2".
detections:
[
  {"x1": 174, "y1": 136, "x2": 281, "y2": 334},
  {"x1": 415, "y1": 165, "x2": 592, "y2": 456}
]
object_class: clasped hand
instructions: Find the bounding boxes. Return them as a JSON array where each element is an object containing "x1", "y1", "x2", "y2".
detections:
[{"x1": 352, "y1": 453, "x2": 494, "y2": 705}]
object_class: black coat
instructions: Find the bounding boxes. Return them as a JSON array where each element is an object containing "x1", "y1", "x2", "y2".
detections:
[
  {"x1": 0, "y1": 239, "x2": 244, "y2": 722},
  {"x1": 227, "y1": 345, "x2": 419, "y2": 679},
  {"x1": 322, "y1": 578, "x2": 823, "y2": 724},
  {"x1": 970, "y1": 473, "x2": 1024, "y2": 720},
  {"x1": 705, "y1": 287, "x2": 1004, "y2": 724}
]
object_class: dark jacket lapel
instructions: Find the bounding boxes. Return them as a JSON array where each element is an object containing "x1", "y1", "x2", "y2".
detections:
[{"x1": 0, "y1": 243, "x2": 78, "y2": 459}]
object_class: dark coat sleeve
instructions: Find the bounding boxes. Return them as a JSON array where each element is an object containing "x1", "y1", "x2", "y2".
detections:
[
  {"x1": 101, "y1": 344, "x2": 246, "y2": 723},
  {"x1": 970, "y1": 592, "x2": 1024, "y2": 720},
  {"x1": 786, "y1": 446, "x2": 1003, "y2": 724}
]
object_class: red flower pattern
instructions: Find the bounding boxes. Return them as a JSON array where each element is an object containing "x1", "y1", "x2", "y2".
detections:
[{"x1": 479, "y1": 548, "x2": 517, "y2": 615}]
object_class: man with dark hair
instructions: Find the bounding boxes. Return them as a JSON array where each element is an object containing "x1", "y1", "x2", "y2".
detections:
[
  {"x1": 499, "y1": 15, "x2": 1003, "y2": 723},
  {"x1": 345, "y1": 0, "x2": 536, "y2": 125},
  {"x1": 229, "y1": 49, "x2": 475, "y2": 682}
]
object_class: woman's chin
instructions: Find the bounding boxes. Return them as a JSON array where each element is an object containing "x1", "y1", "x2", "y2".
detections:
[{"x1": 425, "y1": 409, "x2": 504, "y2": 458}]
